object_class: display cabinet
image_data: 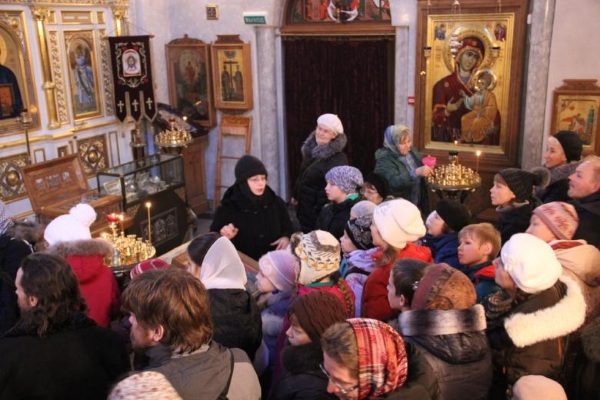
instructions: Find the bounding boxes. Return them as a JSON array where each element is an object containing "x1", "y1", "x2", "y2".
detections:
[
  {"x1": 96, "y1": 154, "x2": 188, "y2": 255},
  {"x1": 96, "y1": 154, "x2": 185, "y2": 209}
]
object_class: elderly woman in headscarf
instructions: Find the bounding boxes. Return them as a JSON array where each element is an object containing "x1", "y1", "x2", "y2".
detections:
[
  {"x1": 373, "y1": 125, "x2": 433, "y2": 214},
  {"x1": 321, "y1": 318, "x2": 435, "y2": 399},
  {"x1": 0, "y1": 201, "x2": 39, "y2": 335}
]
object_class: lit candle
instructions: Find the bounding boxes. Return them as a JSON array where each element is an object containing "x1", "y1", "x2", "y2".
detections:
[
  {"x1": 145, "y1": 202, "x2": 152, "y2": 244},
  {"x1": 476, "y1": 150, "x2": 481, "y2": 173},
  {"x1": 119, "y1": 214, "x2": 124, "y2": 233},
  {"x1": 454, "y1": 140, "x2": 458, "y2": 146}
]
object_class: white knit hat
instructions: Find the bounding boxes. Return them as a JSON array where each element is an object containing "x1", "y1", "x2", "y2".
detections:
[
  {"x1": 372, "y1": 199, "x2": 426, "y2": 249},
  {"x1": 258, "y1": 250, "x2": 300, "y2": 292},
  {"x1": 292, "y1": 230, "x2": 341, "y2": 285},
  {"x1": 501, "y1": 233, "x2": 562, "y2": 294},
  {"x1": 44, "y1": 203, "x2": 96, "y2": 246},
  {"x1": 317, "y1": 113, "x2": 344, "y2": 136}
]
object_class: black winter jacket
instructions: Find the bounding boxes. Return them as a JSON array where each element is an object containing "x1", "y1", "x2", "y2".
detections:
[
  {"x1": 399, "y1": 305, "x2": 492, "y2": 400},
  {"x1": 208, "y1": 288, "x2": 262, "y2": 361},
  {"x1": 316, "y1": 196, "x2": 359, "y2": 240},
  {"x1": 572, "y1": 191, "x2": 600, "y2": 248},
  {"x1": 210, "y1": 183, "x2": 294, "y2": 260},
  {"x1": 293, "y1": 132, "x2": 348, "y2": 233},
  {"x1": 496, "y1": 202, "x2": 535, "y2": 245}
]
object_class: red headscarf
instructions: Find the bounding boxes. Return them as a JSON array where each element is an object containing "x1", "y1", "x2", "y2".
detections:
[{"x1": 347, "y1": 318, "x2": 408, "y2": 399}]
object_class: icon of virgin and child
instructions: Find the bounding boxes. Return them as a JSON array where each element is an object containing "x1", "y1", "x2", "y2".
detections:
[{"x1": 431, "y1": 36, "x2": 501, "y2": 145}]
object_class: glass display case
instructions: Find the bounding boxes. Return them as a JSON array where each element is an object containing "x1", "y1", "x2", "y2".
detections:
[{"x1": 96, "y1": 154, "x2": 185, "y2": 209}]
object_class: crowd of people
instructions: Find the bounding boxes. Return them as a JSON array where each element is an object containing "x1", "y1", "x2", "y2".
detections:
[{"x1": 0, "y1": 114, "x2": 599, "y2": 399}]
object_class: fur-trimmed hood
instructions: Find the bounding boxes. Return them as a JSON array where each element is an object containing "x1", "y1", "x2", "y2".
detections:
[
  {"x1": 399, "y1": 305, "x2": 489, "y2": 364},
  {"x1": 5, "y1": 220, "x2": 45, "y2": 249},
  {"x1": 301, "y1": 131, "x2": 347, "y2": 162},
  {"x1": 504, "y1": 274, "x2": 586, "y2": 348},
  {"x1": 45, "y1": 239, "x2": 113, "y2": 284}
]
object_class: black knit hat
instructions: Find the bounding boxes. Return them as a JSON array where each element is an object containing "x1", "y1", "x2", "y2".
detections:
[
  {"x1": 289, "y1": 290, "x2": 347, "y2": 342},
  {"x1": 499, "y1": 168, "x2": 545, "y2": 203},
  {"x1": 435, "y1": 200, "x2": 471, "y2": 232},
  {"x1": 553, "y1": 130, "x2": 583, "y2": 163},
  {"x1": 234, "y1": 155, "x2": 268, "y2": 182},
  {"x1": 363, "y1": 172, "x2": 391, "y2": 199},
  {"x1": 344, "y1": 215, "x2": 374, "y2": 250}
]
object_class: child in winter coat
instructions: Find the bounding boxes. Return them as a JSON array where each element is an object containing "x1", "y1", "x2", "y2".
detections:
[
  {"x1": 316, "y1": 166, "x2": 364, "y2": 240},
  {"x1": 272, "y1": 291, "x2": 347, "y2": 400},
  {"x1": 525, "y1": 201, "x2": 600, "y2": 322},
  {"x1": 339, "y1": 215, "x2": 378, "y2": 317},
  {"x1": 255, "y1": 250, "x2": 299, "y2": 373},
  {"x1": 421, "y1": 199, "x2": 471, "y2": 268},
  {"x1": 490, "y1": 168, "x2": 548, "y2": 244},
  {"x1": 458, "y1": 223, "x2": 502, "y2": 303},
  {"x1": 349, "y1": 200, "x2": 377, "y2": 219},
  {"x1": 484, "y1": 233, "x2": 586, "y2": 399},
  {"x1": 362, "y1": 199, "x2": 432, "y2": 321},
  {"x1": 393, "y1": 263, "x2": 493, "y2": 400}
]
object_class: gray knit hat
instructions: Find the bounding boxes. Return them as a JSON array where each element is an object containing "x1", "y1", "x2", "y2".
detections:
[{"x1": 325, "y1": 166, "x2": 364, "y2": 194}]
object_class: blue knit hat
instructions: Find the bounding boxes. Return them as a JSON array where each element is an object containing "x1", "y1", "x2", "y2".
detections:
[{"x1": 325, "y1": 166, "x2": 364, "y2": 194}]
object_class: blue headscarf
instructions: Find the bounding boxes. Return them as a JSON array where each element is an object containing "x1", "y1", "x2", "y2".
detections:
[{"x1": 383, "y1": 125, "x2": 411, "y2": 156}]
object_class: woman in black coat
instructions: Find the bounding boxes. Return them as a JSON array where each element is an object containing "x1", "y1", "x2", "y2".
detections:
[
  {"x1": 292, "y1": 113, "x2": 348, "y2": 233},
  {"x1": 210, "y1": 155, "x2": 293, "y2": 261}
]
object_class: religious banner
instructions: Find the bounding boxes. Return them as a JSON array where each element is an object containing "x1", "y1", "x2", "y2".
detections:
[{"x1": 108, "y1": 35, "x2": 156, "y2": 122}]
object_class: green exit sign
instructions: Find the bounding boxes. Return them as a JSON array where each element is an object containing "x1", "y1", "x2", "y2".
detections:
[{"x1": 243, "y1": 13, "x2": 266, "y2": 24}]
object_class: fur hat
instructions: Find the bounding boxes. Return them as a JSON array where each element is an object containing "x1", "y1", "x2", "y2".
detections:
[
  {"x1": 130, "y1": 258, "x2": 170, "y2": 279},
  {"x1": 317, "y1": 113, "x2": 344, "y2": 135},
  {"x1": 290, "y1": 291, "x2": 347, "y2": 342},
  {"x1": 498, "y1": 168, "x2": 549, "y2": 202},
  {"x1": 372, "y1": 199, "x2": 426, "y2": 249},
  {"x1": 501, "y1": 233, "x2": 562, "y2": 294},
  {"x1": 345, "y1": 215, "x2": 374, "y2": 250},
  {"x1": 435, "y1": 200, "x2": 471, "y2": 232},
  {"x1": 363, "y1": 172, "x2": 391, "y2": 199},
  {"x1": 292, "y1": 230, "x2": 341, "y2": 285},
  {"x1": 351, "y1": 200, "x2": 377, "y2": 219},
  {"x1": 553, "y1": 130, "x2": 583, "y2": 163},
  {"x1": 325, "y1": 166, "x2": 363, "y2": 194},
  {"x1": 512, "y1": 375, "x2": 567, "y2": 400},
  {"x1": 258, "y1": 250, "x2": 299, "y2": 292},
  {"x1": 532, "y1": 201, "x2": 579, "y2": 240},
  {"x1": 234, "y1": 155, "x2": 268, "y2": 183},
  {"x1": 108, "y1": 371, "x2": 182, "y2": 400},
  {"x1": 44, "y1": 203, "x2": 96, "y2": 246},
  {"x1": 411, "y1": 263, "x2": 476, "y2": 310}
]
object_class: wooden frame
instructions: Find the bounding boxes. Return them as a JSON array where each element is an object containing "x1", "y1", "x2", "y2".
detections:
[
  {"x1": 64, "y1": 29, "x2": 102, "y2": 121},
  {"x1": 166, "y1": 35, "x2": 215, "y2": 128},
  {"x1": 550, "y1": 79, "x2": 600, "y2": 156},
  {"x1": 0, "y1": 11, "x2": 39, "y2": 135},
  {"x1": 211, "y1": 35, "x2": 253, "y2": 111},
  {"x1": 414, "y1": 0, "x2": 529, "y2": 169}
]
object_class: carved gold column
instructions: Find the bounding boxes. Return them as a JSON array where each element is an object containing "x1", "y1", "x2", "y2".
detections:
[
  {"x1": 112, "y1": 6, "x2": 130, "y2": 37},
  {"x1": 31, "y1": 7, "x2": 60, "y2": 129}
]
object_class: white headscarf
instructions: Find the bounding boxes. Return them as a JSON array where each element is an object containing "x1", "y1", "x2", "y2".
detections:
[{"x1": 200, "y1": 236, "x2": 247, "y2": 290}]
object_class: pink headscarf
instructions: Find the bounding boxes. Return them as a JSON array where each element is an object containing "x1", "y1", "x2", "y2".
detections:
[{"x1": 347, "y1": 318, "x2": 408, "y2": 399}]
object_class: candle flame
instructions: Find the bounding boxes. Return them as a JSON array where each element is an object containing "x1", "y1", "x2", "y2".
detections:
[
  {"x1": 145, "y1": 202, "x2": 152, "y2": 209},
  {"x1": 476, "y1": 151, "x2": 481, "y2": 157}
]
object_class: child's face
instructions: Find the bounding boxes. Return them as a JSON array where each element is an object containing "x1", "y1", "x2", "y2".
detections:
[
  {"x1": 525, "y1": 214, "x2": 557, "y2": 243},
  {"x1": 493, "y1": 256, "x2": 517, "y2": 291},
  {"x1": 458, "y1": 234, "x2": 489, "y2": 266},
  {"x1": 325, "y1": 180, "x2": 347, "y2": 203},
  {"x1": 255, "y1": 271, "x2": 276, "y2": 293},
  {"x1": 370, "y1": 223, "x2": 387, "y2": 248},
  {"x1": 387, "y1": 272, "x2": 404, "y2": 311},
  {"x1": 490, "y1": 180, "x2": 515, "y2": 206},
  {"x1": 340, "y1": 231, "x2": 357, "y2": 254},
  {"x1": 426, "y1": 211, "x2": 445, "y2": 236},
  {"x1": 286, "y1": 317, "x2": 311, "y2": 346}
]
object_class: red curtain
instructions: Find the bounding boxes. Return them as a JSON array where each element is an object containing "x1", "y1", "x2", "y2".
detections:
[{"x1": 283, "y1": 36, "x2": 394, "y2": 195}]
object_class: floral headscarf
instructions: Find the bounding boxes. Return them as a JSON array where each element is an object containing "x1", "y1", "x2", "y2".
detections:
[
  {"x1": 383, "y1": 125, "x2": 411, "y2": 156},
  {"x1": 348, "y1": 318, "x2": 408, "y2": 399},
  {"x1": 0, "y1": 200, "x2": 14, "y2": 236}
]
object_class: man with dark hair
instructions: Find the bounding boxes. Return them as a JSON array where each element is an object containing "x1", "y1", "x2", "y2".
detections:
[
  {"x1": 0, "y1": 253, "x2": 129, "y2": 399},
  {"x1": 122, "y1": 268, "x2": 261, "y2": 399}
]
